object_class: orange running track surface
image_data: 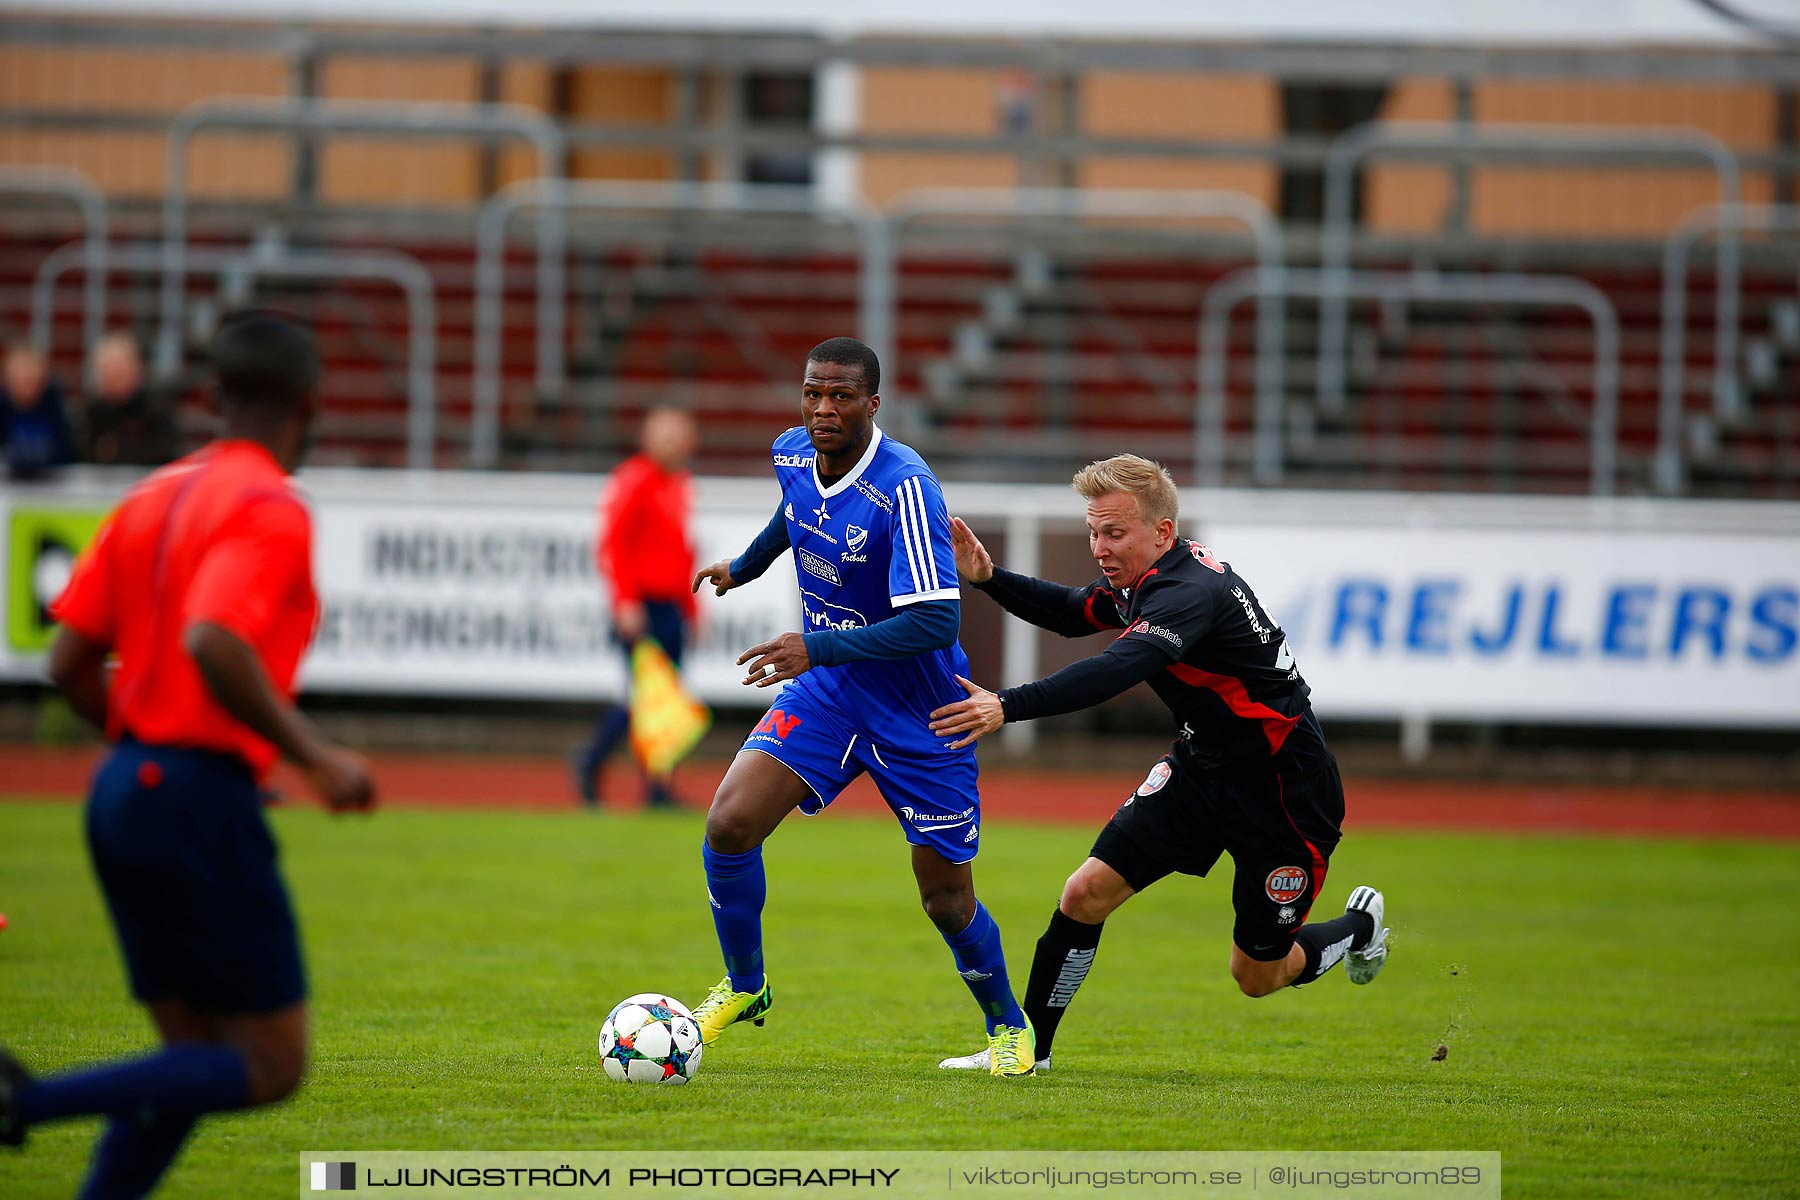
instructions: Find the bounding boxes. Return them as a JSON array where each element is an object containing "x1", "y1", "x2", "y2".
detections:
[{"x1": 2, "y1": 745, "x2": 1796, "y2": 840}]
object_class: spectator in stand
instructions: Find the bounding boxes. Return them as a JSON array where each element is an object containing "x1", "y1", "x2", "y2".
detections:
[
  {"x1": 0, "y1": 342, "x2": 76, "y2": 479},
  {"x1": 83, "y1": 332, "x2": 177, "y2": 467},
  {"x1": 571, "y1": 408, "x2": 701, "y2": 810}
]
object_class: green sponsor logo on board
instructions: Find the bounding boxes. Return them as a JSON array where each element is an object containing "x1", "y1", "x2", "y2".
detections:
[{"x1": 7, "y1": 508, "x2": 105, "y2": 653}]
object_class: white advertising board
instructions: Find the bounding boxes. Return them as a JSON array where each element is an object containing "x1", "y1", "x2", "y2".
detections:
[
  {"x1": 299, "y1": 494, "x2": 798, "y2": 701},
  {"x1": 1203, "y1": 523, "x2": 1799, "y2": 726},
  {"x1": 2, "y1": 469, "x2": 1795, "y2": 725},
  {"x1": 0, "y1": 469, "x2": 801, "y2": 705}
]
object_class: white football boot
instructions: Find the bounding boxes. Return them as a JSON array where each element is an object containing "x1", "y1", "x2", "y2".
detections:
[
  {"x1": 1343, "y1": 885, "x2": 1388, "y2": 985},
  {"x1": 939, "y1": 1045, "x2": 1051, "y2": 1073}
]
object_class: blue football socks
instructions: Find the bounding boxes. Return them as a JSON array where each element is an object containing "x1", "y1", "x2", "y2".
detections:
[
  {"x1": 77, "y1": 1109, "x2": 198, "y2": 1200},
  {"x1": 18, "y1": 1043, "x2": 250, "y2": 1126},
  {"x1": 942, "y1": 902, "x2": 1027, "y2": 1034},
  {"x1": 702, "y1": 841, "x2": 767, "y2": 993}
]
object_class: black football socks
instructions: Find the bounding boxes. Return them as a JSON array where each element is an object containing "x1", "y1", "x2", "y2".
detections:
[
  {"x1": 1291, "y1": 909, "x2": 1375, "y2": 986},
  {"x1": 1021, "y1": 908, "x2": 1105, "y2": 1058}
]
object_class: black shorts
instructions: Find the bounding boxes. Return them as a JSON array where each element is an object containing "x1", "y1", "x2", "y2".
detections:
[
  {"x1": 86, "y1": 738, "x2": 307, "y2": 1014},
  {"x1": 1090, "y1": 749, "x2": 1345, "y2": 962}
]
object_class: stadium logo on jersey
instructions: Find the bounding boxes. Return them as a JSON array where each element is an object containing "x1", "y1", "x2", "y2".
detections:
[
  {"x1": 1128, "y1": 620, "x2": 1184, "y2": 650},
  {"x1": 773, "y1": 452, "x2": 814, "y2": 468},
  {"x1": 799, "y1": 549, "x2": 841, "y2": 585},
  {"x1": 853, "y1": 479, "x2": 893, "y2": 513},
  {"x1": 1265, "y1": 866, "x2": 1309, "y2": 904},
  {"x1": 800, "y1": 589, "x2": 866, "y2": 631},
  {"x1": 1136, "y1": 761, "x2": 1172, "y2": 796}
]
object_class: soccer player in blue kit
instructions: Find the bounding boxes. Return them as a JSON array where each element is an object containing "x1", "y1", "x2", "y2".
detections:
[{"x1": 688, "y1": 337, "x2": 1036, "y2": 1076}]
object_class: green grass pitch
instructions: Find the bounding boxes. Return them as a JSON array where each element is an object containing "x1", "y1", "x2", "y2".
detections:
[{"x1": 1, "y1": 798, "x2": 1796, "y2": 1199}]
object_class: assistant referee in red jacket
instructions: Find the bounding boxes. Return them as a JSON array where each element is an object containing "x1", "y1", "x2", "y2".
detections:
[{"x1": 572, "y1": 407, "x2": 699, "y2": 808}]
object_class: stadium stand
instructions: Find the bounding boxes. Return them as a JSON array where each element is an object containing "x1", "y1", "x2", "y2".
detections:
[{"x1": 2, "y1": 15, "x2": 1797, "y2": 494}]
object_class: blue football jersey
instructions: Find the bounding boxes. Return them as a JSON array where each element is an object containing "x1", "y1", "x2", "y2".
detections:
[{"x1": 770, "y1": 425, "x2": 970, "y2": 743}]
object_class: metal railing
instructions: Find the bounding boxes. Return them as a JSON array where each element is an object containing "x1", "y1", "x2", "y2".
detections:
[
  {"x1": 3, "y1": 103, "x2": 1780, "y2": 494},
  {"x1": 2, "y1": 165, "x2": 108, "y2": 355},
  {"x1": 1658, "y1": 202, "x2": 1800, "y2": 493},
  {"x1": 38, "y1": 241, "x2": 439, "y2": 468},
  {"x1": 1317, "y1": 122, "x2": 1742, "y2": 423},
  {"x1": 470, "y1": 178, "x2": 878, "y2": 468},
  {"x1": 1203, "y1": 267, "x2": 1621, "y2": 495},
  {"x1": 872, "y1": 187, "x2": 1282, "y2": 467},
  {"x1": 471, "y1": 183, "x2": 1283, "y2": 477},
  {"x1": 156, "y1": 96, "x2": 564, "y2": 378}
]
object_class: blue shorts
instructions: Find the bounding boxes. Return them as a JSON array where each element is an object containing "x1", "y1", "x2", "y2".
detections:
[
  {"x1": 739, "y1": 679, "x2": 983, "y2": 864},
  {"x1": 85, "y1": 738, "x2": 307, "y2": 1014}
]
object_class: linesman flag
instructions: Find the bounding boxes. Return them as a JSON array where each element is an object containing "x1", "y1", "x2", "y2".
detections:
[{"x1": 629, "y1": 638, "x2": 710, "y2": 778}]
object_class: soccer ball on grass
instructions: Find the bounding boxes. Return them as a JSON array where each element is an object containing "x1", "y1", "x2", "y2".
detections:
[{"x1": 598, "y1": 993, "x2": 703, "y2": 1084}]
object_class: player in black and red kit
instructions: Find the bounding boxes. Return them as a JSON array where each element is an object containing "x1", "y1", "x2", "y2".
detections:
[{"x1": 929, "y1": 454, "x2": 1388, "y2": 1072}]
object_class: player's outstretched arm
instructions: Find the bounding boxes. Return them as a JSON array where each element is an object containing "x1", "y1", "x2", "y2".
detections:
[
  {"x1": 927, "y1": 675, "x2": 1005, "y2": 749},
  {"x1": 949, "y1": 517, "x2": 994, "y2": 583},
  {"x1": 801, "y1": 599, "x2": 959, "y2": 669},
  {"x1": 46, "y1": 626, "x2": 110, "y2": 729},
  {"x1": 931, "y1": 635, "x2": 1172, "y2": 744},
  {"x1": 692, "y1": 559, "x2": 738, "y2": 597},
  {"x1": 699, "y1": 502, "x2": 791, "y2": 597},
  {"x1": 737, "y1": 632, "x2": 810, "y2": 687},
  {"x1": 186, "y1": 621, "x2": 375, "y2": 812},
  {"x1": 956, "y1": 515, "x2": 1121, "y2": 638}
]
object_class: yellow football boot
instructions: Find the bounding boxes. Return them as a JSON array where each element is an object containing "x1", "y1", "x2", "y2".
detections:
[
  {"x1": 987, "y1": 1017, "x2": 1037, "y2": 1077},
  {"x1": 692, "y1": 976, "x2": 773, "y2": 1045}
]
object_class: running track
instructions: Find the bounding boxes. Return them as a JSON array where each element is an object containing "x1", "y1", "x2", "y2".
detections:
[{"x1": 2, "y1": 746, "x2": 1795, "y2": 839}]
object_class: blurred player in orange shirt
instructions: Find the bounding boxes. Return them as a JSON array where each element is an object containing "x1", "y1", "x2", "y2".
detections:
[
  {"x1": 0, "y1": 312, "x2": 375, "y2": 1198},
  {"x1": 572, "y1": 407, "x2": 699, "y2": 809}
]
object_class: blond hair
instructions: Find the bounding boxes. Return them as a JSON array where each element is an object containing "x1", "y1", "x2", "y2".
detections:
[{"x1": 1072, "y1": 454, "x2": 1179, "y2": 530}]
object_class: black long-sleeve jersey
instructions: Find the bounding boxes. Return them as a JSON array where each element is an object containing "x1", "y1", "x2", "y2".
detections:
[{"x1": 975, "y1": 538, "x2": 1325, "y2": 770}]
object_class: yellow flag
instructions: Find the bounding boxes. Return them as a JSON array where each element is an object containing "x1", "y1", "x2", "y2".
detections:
[{"x1": 629, "y1": 638, "x2": 711, "y2": 778}]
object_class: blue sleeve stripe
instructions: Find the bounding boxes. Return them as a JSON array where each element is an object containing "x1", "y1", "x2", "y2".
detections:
[
  {"x1": 898, "y1": 476, "x2": 938, "y2": 593},
  {"x1": 889, "y1": 474, "x2": 921, "y2": 593},
  {"x1": 923, "y1": 479, "x2": 944, "y2": 589},
  {"x1": 911, "y1": 477, "x2": 940, "y2": 591},
  {"x1": 893, "y1": 478, "x2": 922, "y2": 592}
]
